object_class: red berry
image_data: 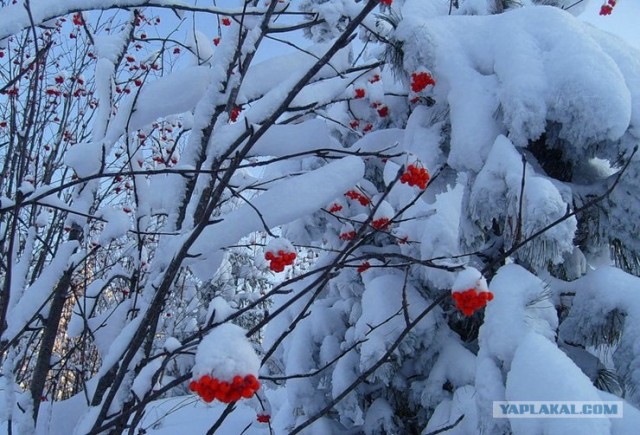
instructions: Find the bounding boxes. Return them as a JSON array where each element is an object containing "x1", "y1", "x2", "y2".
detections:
[
  {"x1": 357, "y1": 261, "x2": 371, "y2": 273},
  {"x1": 222, "y1": 17, "x2": 231, "y2": 26},
  {"x1": 72, "y1": 13, "x2": 83, "y2": 26},
  {"x1": 328, "y1": 203, "x2": 343, "y2": 213},
  {"x1": 372, "y1": 218, "x2": 390, "y2": 230},
  {"x1": 354, "y1": 88, "x2": 365, "y2": 99},
  {"x1": 339, "y1": 231, "x2": 357, "y2": 241},
  {"x1": 451, "y1": 288, "x2": 494, "y2": 317},
  {"x1": 230, "y1": 106, "x2": 241, "y2": 122},
  {"x1": 411, "y1": 71, "x2": 436, "y2": 93}
]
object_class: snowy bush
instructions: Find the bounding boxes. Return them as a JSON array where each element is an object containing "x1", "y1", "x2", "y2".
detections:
[{"x1": 1, "y1": 0, "x2": 640, "y2": 434}]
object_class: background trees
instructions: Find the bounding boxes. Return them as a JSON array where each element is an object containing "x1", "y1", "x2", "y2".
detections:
[{"x1": 1, "y1": 0, "x2": 640, "y2": 434}]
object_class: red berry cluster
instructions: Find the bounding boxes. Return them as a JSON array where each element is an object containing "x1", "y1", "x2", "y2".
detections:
[
  {"x1": 411, "y1": 71, "x2": 436, "y2": 93},
  {"x1": 257, "y1": 413, "x2": 271, "y2": 423},
  {"x1": 189, "y1": 374, "x2": 260, "y2": 403},
  {"x1": 400, "y1": 164, "x2": 430, "y2": 189},
  {"x1": 371, "y1": 217, "x2": 390, "y2": 230},
  {"x1": 354, "y1": 88, "x2": 366, "y2": 99},
  {"x1": 72, "y1": 12, "x2": 84, "y2": 26},
  {"x1": 345, "y1": 190, "x2": 370, "y2": 206},
  {"x1": 357, "y1": 261, "x2": 371, "y2": 273},
  {"x1": 265, "y1": 250, "x2": 296, "y2": 272},
  {"x1": 328, "y1": 203, "x2": 343, "y2": 213},
  {"x1": 452, "y1": 289, "x2": 494, "y2": 317},
  {"x1": 600, "y1": 0, "x2": 616, "y2": 15},
  {"x1": 339, "y1": 230, "x2": 357, "y2": 241},
  {"x1": 230, "y1": 106, "x2": 241, "y2": 122},
  {"x1": 379, "y1": 0, "x2": 393, "y2": 5}
]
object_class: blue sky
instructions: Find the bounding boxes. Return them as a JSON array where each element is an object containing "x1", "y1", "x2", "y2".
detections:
[{"x1": 581, "y1": 0, "x2": 640, "y2": 48}]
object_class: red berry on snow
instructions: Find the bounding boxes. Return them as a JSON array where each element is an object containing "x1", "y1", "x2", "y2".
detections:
[
  {"x1": 357, "y1": 261, "x2": 371, "y2": 273},
  {"x1": 230, "y1": 106, "x2": 241, "y2": 122},
  {"x1": 452, "y1": 288, "x2": 494, "y2": 317},
  {"x1": 257, "y1": 414, "x2": 271, "y2": 423},
  {"x1": 354, "y1": 88, "x2": 365, "y2": 99},
  {"x1": 328, "y1": 203, "x2": 343, "y2": 213},
  {"x1": 339, "y1": 231, "x2": 357, "y2": 241},
  {"x1": 372, "y1": 217, "x2": 390, "y2": 230},
  {"x1": 411, "y1": 71, "x2": 436, "y2": 93},
  {"x1": 222, "y1": 17, "x2": 231, "y2": 26}
]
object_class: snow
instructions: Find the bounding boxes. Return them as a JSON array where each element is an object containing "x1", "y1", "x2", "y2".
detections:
[
  {"x1": 469, "y1": 135, "x2": 576, "y2": 268},
  {"x1": 131, "y1": 358, "x2": 163, "y2": 399},
  {"x1": 421, "y1": 341, "x2": 476, "y2": 409},
  {"x1": 188, "y1": 156, "x2": 365, "y2": 279},
  {"x1": 355, "y1": 272, "x2": 431, "y2": 371},
  {"x1": 193, "y1": 323, "x2": 260, "y2": 381},
  {"x1": 3, "y1": 241, "x2": 79, "y2": 342},
  {"x1": 4, "y1": 2, "x2": 640, "y2": 434},
  {"x1": 479, "y1": 264, "x2": 558, "y2": 368},
  {"x1": 127, "y1": 66, "x2": 213, "y2": 134},
  {"x1": 163, "y1": 337, "x2": 182, "y2": 353},
  {"x1": 506, "y1": 332, "x2": 611, "y2": 435},
  {"x1": 559, "y1": 266, "x2": 640, "y2": 406},
  {"x1": 422, "y1": 385, "x2": 479, "y2": 435},
  {"x1": 396, "y1": 5, "x2": 640, "y2": 170},
  {"x1": 239, "y1": 40, "x2": 351, "y2": 104},
  {"x1": 452, "y1": 267, "x2": 488, "y2": 293},
  {"x1": 362, "y1": 398, "x2": 396, "y2": 435},
  {"x1": 131, "y1": 396, "x2": 268, "y2": 435},
  {"x1": 97, "y1": 206, "x2": 131, "y2": 244}
]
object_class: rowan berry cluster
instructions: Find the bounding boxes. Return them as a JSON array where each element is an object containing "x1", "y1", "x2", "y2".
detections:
[
  {"x1": 257, "y1": 413, "x2": 271, "y2": 423},
  {"x1": 345, "y1": 190, "x2": 370, "y2": 206},
  {"x1": 265, "y1": 250, "x2": 296, "y2": 272},
  {"x1": 411, "y1": 71, "x2": 436, "y2": 93},
  {"x1": 600, "y1": 0, "x2": 616, "y2": 15},
  {"x1": 328, "y1": 203, "x2": 343, "y2": 213},
  {"x1": 357, "y1": 261, "x2": 371, "y2": 273},
  {"x1": 452, "y1": 289, "x2": 494, "y2": 317},
  {"x1": 189, "y1": 374, "x2": 260, "y2": 403},
  {"x1": 230, "y1": 106, "x2": 241, "y2": 122},
  {"x1": 400, "y1": 164, "x2": 430, "y2": 189},
  {"x1": 372, "y1": 217, "x2": 390, "y2": 230},
  {"x1": 339, "y1": 230, "x2": 357, "y2": 241}
]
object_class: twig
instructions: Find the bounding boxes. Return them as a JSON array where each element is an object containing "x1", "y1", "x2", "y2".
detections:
[{"x1": 424, "y1": 414, "x2": 465, "y2": 435}]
